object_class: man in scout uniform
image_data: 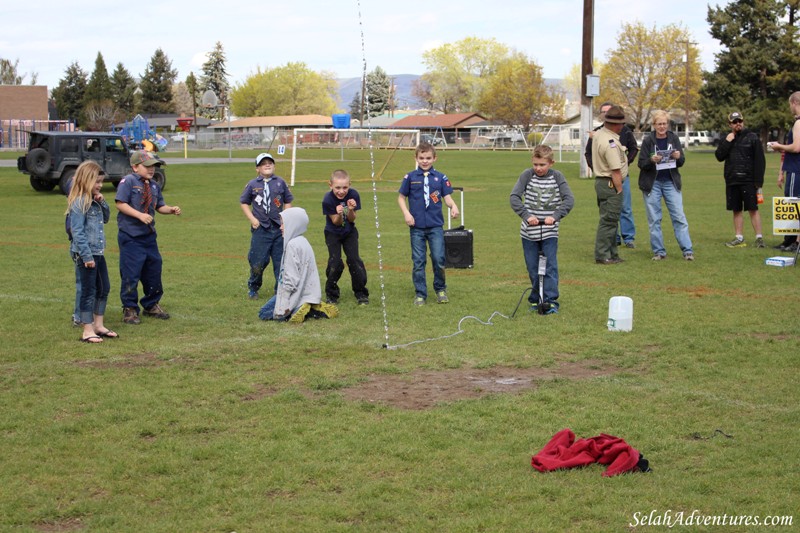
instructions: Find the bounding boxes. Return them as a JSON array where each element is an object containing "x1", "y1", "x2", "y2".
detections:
[{"x1": 591, "y1": 105, "x2": 628, "y2": 265}]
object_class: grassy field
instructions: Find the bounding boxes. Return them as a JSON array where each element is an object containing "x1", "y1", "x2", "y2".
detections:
[{"x1": 1, "y1": 148, "x2": 798, "y2": 532}]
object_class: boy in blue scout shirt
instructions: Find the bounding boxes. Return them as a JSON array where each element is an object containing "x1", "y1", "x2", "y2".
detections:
[
  {"x1": 240, "y1": 153, "x2": 294, "y2": 300},
  {"x1": 115, "y1": 150, "x2": 181, "y2": 325},
  {"x1": 321, "y1": 169, "x2": 369, "y2": 305},
  {"x1": 397, "y1": 142, "x2": 459, "y2": 305}
]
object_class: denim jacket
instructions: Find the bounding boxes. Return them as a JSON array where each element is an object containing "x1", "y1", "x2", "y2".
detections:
[{"x1": 69, "y1": 198, "x2": 110, "y2": 263}]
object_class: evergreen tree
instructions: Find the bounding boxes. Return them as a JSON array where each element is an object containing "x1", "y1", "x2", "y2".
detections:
[
  {"x1": 699, "y1": 0, "x2": 800, "y2": 138},
  {"x1": 185, "y1": 72, "x2": 199, "y2": 133},
  {"x1": 200, "y1": 41, "x2": 230, "y2": 119},
  {"x1": 84, "y1": 52, "x2": 112, "y2": 103},
  {"x1": 365, "y1": 66, "x2": 391, "y2": 117},
  {"x1": 51, "y1": 62, "x2": 87, "y2": 125},
  {"x1": 110, "y1": 62, "x2": 136, "y2": 116},
  {"x1": 139, "y1": 48, "x2": 177, "y2": 115},
  {"x1": 349, "y1": 91, "x2": 363, "y2": 120}
]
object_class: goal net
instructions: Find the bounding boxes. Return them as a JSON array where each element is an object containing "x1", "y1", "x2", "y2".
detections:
[{"x1": 290, "y1": 128, "x2": 420, "y2": 185}]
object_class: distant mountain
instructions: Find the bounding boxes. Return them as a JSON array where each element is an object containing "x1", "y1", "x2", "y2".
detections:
[{"x1": 337, "y1": 74, "x2": 420, "y2": 112}]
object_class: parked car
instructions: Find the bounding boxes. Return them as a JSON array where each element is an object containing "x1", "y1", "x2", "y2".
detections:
[
  {"x1": 169, "y1": 133, "x2": 196, "y2": 142},
  {"x1": 686, "y1": 130, "x2": 713, "y2": 146},
  {"x1": 420, "y1": 133, "x2": 445, "y2": 146},
  {"x1": 17, "y1": 131, "x2": 166, "y2": 194}
]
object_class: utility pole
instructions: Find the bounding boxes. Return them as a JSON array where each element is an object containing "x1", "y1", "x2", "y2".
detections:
[
  {"x1": 580, "y1": 0, "x2": 594, "y2": 178},
  {"x1": 678, "y1": 39, "x2": 697, "y2": 147}
]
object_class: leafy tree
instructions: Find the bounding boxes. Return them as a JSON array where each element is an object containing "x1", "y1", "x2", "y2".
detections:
[
  {"x1": 0, "y1": 58, "x2": 38, "y2": 85},
  {"x1": 421, "y1": 36, "x2": 510, "y2": 112},
  {"x1": 109, "y1": 63, "x2": 137, "y2": 116},
  {"x1": 200, "y1": 41, "x2": 230, "y2": 119},
  {"x1": 598, "y1": 22, "x2": 701, "y2": 131},
  {"x1": 699, "y1": 0, "x2": 800, "y2": 139},
  {"x1": 172, "y1": 81, "x2": 194, "y2": 117},
  {"x1": 365, "y1": 66, "x2": 390, "y2": 117},
  {"x1": 478, "y1": 53, "x2": 554, "y2": 127},
  {"x1": 139, "y1": 48, "x2": 177, "y2": 115},
  {"x1": 83, "y1": 100, "x2": 119, "y2": 131},
  {"x1": 51, "y1": 62, "x2": 87, "y2": 125},
  {"x1": 411, "y1": 77, "x2": 436, "y2": 110},
  {"x1": 84, "y1": 52, "x2": 112, "y2": 103},
  {"x1": 230, "y1": 62, "x2": 338, "y2": 117}
]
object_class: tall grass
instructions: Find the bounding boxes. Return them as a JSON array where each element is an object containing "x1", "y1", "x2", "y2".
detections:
[{"x1": 0, "y1": 148, "x2": 797, "y2": 532}]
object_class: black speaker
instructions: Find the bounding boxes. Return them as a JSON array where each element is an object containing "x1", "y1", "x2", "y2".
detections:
[{"x1": 444, "y1": 227, "x2": 473, "y2": 268}]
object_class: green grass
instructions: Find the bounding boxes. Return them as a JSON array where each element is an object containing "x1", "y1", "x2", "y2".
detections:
[{"x1": 1, "y1": 149, "x2": 798, "y2": 532}]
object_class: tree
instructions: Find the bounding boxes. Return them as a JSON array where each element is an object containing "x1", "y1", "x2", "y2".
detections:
[
  {"x1": 109, "y1": 63, "x2": 137, "y2": 116},
  {"x1": 185, "y1": 72, "x2": 199, "y2": 134},
  {"x1": 0, "y1": 58, "x2": 38, "y2": 85},
  {"x1": 230, "y1": 62, "x2": 338, "y2": 117},
  {"x1": 699, "y1": 0, "x2": 800, "y2": 139},
  {"x1": 365, "y1": 66, "x2": 390, "y2": 117},
  {"x1": 83, "y1": 100, "x2": 119, "y2": 131},
  {"x1": 598, "y1": 22, "x2": 702, "y2": 131},
  {"x1": 139, "y1": 48, "x2": 177, "y2": 115},
  {"x1": 421, "y1": 36, "x2": 510, "y2": 112},
  {"x1": 200, "y1": 41, "x2": 230, "y2": 119},
  {"x1": 478, "y1": 53, "x2": 554, "y2": 127},
  {"x1": 411, "y1": 77, "x2": 436, "y2": 110},
  {"x1": 84, "y1": 52, "x2": 112, "y2": 103},
  {"x1": 172, "y1": 81, "x2": 194, "y2": 117},
  {"x1": 51, "y1": 62, "x2": 87, "y2": 125},
  {"x1": 349, "y1": 91, "x2": 363, "y2": 119}
]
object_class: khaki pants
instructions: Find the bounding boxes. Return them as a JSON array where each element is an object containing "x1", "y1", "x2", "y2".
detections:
[{"x1": 595, "y1": 178, "x2": 623, "y2": 261}]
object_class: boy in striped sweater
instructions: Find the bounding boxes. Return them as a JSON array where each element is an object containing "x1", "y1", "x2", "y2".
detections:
[{"x1": 510, "y1": 145, "x2": 575, "y2": 314}]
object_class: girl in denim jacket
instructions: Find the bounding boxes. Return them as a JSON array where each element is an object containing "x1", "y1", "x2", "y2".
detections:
[{"x1": 67, "y1": 161, "x2": 117, "y2": 343}]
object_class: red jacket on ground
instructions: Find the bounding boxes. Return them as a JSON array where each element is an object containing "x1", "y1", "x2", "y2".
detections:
[{"x1": 531, "y1": 428, "x2": 642, "y2": 477}]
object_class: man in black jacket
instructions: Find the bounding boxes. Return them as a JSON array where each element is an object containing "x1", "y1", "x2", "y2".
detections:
[{"x1": 714, "y1": 112, "x2": 766, "y2": 248}]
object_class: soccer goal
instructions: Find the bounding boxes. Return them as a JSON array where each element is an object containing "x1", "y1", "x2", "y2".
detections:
[{"x1": 290, "y1": 128, "x2": 420, "y2": 185}]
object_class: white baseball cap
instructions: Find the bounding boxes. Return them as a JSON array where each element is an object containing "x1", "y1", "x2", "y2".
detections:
[{"x1": 255, "y1": 153, "x2": 275, "y2": 166}]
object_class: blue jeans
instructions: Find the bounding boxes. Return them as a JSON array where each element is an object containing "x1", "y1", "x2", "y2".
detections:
[
  {"x1": 522, "y1": 237, "x2": 559, "y2": 306},
  {"x1": 643, "y1": 179, "x2": 693, "y2": 256},
  {"x1": 618, "y1": 176, "x2": 635, "y2": 244},
  {"x1": 248, "y1": 224, "x2": 283, "y2": 294},
  {"x1": 258, "y1": 295, "x2": 290, "y2": 321},
  {"x1": 118, "y1": 231, "x2": 163, "y2": 311},
  {"x1": 76, "y1": 255, "x2": 110, "y2": 324},
  {"x1": 410, "y1": 226, "x2": 446, "y2": 299}
]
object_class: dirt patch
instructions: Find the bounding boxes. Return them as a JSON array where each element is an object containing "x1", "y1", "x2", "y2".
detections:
[
  {"x1": 74, "y1": 352, "x2": 163, "y2": 369},
  {"x1": 341, "y1": 360, "x2": 617, "y2": 410}
]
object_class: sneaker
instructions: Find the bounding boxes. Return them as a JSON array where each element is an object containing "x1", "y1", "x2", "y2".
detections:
[
  {"x1": 624, "y1": 241, "x2": 635, "y2": 249},
  {"x1": 248, "y1": 290, "x2": 259, "y2": 300},
  {"x1": 309, "y1": 302, "x2": 339, "y2": 319},
  {"x1": 544, "y1": 305, "x2": 559, "y2": 315},
  {"x1": 288, "y1": 303, "x2": 311, "y2": 323},
  {"x1": 414, "y1": 296, "x2": 426, "y2": 306},
  {"x1": 725, "y1": 238, "x2": 746, "y2": 248},
  {"x1": 754, "y1": 237, "x2": 765, "y2": 248},
  {"x1": 123, "y1": 307, "x2": 141, "y2": 325},
  {"x1": 143, "y1": 304, "x2": 170, "y2": 320},
  {"x1": 651, "y1": 254, "x2": 667, "y2": 261},
  {"x1": 72, "y1": 316, "x2": 81, "y2": 327},
  {"x1": 786, "y1": 242, "x2": 799, "y2": 252},
  {"x1": 357, "y1": 296, "x2": 369, "y2": 305},
  {"x1": 436, "y1": 291, "x2": 449, "y2": 304},
  {"x1": 325, "y1": 297, "x2": 338, "y2": 305},
  {"x1": 683, "y1": 253, "x2": 695, "y2": 261}
]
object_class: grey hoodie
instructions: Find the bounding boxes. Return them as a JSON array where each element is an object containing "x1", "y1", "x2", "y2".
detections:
[{"x1": 273, "y1": 207, "x2": 321, "y2": 318}]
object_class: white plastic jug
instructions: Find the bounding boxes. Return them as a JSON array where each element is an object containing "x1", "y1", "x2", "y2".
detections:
[{"x1": 607, "y1": 296, "x2": 633, "y2": 332}]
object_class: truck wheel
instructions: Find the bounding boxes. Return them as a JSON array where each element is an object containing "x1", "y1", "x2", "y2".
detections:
[
  {"x1": 30, "y1": 176, "x2": 56, "y2": 191},
  {"x1": 26, "y1": 148, "x2": 52, "y2": 177},
  {"x1": 153, "y1": 168, "x2": 166, "y2": 191},
  {"x1": 59, "y1": 169, "x2": 76, "y2": 195}
]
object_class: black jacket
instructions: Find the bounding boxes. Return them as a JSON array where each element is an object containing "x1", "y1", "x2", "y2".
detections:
[
  {"x1": 714, "y1": 129, "x2": 765, "y2": 187},
  {"x1": 637, "y1": 131, "x2": 685, "y2": 193}
]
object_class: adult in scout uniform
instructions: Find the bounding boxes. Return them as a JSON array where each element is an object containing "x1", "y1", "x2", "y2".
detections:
[{"x1": 591, "y1": 105, "x2": 628, "y2": 265}]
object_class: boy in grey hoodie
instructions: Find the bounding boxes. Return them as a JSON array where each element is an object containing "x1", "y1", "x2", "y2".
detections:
[{"x1": 258, "y1": 207, "x2": 338, "y2": 322}]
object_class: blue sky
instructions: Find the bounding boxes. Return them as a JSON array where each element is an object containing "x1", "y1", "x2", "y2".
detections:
[{"x1": 2, "y1": 0, "x2": 731, "y2": 90}]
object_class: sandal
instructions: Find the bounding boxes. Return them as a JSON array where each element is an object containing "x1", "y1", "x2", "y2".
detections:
[
  {"x1": 97, "y1": 329, "x2": 119, "y2": 339},
  {"x1": 80, "y1": 336, "x2": 103, "y2": 343}
]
